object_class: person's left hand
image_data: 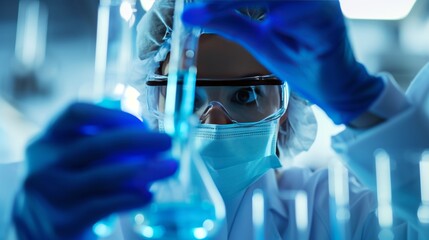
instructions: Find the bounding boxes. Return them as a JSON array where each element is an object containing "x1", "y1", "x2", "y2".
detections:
[{"x1": 13, "y1": 103, "x2": 178, "y2": 239}]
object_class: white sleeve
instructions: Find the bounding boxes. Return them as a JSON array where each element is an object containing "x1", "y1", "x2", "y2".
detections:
[
  {"x1": 368, "y1": 72, "x2": 410, "y2": 119},
  {"x1": 332, "y1": 62, "x2": 429, "y2": 238}
]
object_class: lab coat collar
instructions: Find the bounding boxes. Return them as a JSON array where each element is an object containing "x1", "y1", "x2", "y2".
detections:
[{"x1": 224, "y1": 169, "x2": 288, "y2": 239}]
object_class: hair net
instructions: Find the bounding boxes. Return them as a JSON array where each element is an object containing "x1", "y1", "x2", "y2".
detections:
[{"x1": 130, "y1": 0, "x2": 317, "y2": 161}]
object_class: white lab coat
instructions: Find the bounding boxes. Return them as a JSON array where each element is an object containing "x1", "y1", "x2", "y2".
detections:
[{"x1": 2, "y1": 63, "x2": 429, "y2": 239}]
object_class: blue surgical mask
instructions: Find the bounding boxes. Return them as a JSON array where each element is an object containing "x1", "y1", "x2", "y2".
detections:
[{"x1": 193, "y1": 120, "x2": 282, "y2": 198}]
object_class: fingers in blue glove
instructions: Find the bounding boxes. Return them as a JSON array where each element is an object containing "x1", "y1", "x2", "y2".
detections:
[
  {"x1": 26, "y1": 156, "x2": 178, "y2": 206},
  {"x1": 44, "y1": 102, "x2": 146, "y2": 140},
  {"x1": 59, "y1": 127, "x2": 172, "y2": 167},
  {"x1": 182, "y1": 1, "x2": 344, "y2": 52},
  {"x1": 183, "y1": 2, "x2": 261, "y2": 45},
  {"x1": 18, "y1": 102, "x2": 180, "y2": 239}
]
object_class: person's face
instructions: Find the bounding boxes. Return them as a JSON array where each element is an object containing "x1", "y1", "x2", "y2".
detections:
[{"x1": 160, "y1": 34, "x2": 285, "y2": 125}]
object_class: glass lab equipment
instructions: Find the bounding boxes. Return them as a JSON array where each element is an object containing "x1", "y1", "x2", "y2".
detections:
[
  {"x1": 328, "y1": 158, "x2": 351, "y2": 240},
  {"x1": 374, "y1": 149, "x2": 395, "y2": 240},
  {"x1": 6, "y1": 0, "x2": 50, "y2": 100},
  {"x1": 279, "y1": 190, "x2": 309, "y2": 239},
  {"x1": 252, "y1": 189, "x2": 265, "y2": 240},
  {"x1": 132, "y1": 0, "x2": 225, "y2": 239},
  {"x1": 418, "y1": 151, "x2": 429, "y2": 225},
  {"x1": 93, "y1": 0, "x2": 137, "y2": 109},
  {"x1": 91, "y1": 0, "x2": 138, "y2": 237}
]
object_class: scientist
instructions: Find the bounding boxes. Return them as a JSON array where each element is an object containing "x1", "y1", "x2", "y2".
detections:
[{"x1": 4, "y1": 0, "x2": 429, "y2": 239}]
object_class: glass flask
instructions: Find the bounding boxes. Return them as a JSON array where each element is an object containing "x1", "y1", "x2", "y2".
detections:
[
  {"x1": 132, "y1": 0, "x2": 225, "y2": 239},
  {"x1": 91, "y1": 0, "x2": 138, "y2": 237}
]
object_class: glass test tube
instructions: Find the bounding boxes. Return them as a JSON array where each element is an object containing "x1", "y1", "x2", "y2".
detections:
[
  {"x1": 93, "y1": 0, "x2": 136, "y2": 108},
  {"x1": 10, "y1": 0, "x2": 49, "y2": 98},
  {"x1": 328, "y1": 158, "x2": 351, "y2": 240},
  {"x1": 418, "y1": 150, "x2": 429, "y2": 224},
  {"x1": 280, "y1": 190, "x2": 308, "y2": 239},
  {"x1": 374, "y1": 149, "x2": 395, "y2": 240},
  {"x1": 252, "y1": 189, "x2": 265, "y2": 240}
]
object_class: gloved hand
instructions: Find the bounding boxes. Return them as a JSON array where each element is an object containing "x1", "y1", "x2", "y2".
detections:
[
  {"x1": 182, "y1": 0, "x2": 384, "y2": 124},
  {"x1": 12, "y1": 103, "x2": 177, "y2": 239}
]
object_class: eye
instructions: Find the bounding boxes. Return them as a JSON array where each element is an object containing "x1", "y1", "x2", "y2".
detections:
[{"x1": 232, "y1": 87, "x2": 259, "y2": 105}]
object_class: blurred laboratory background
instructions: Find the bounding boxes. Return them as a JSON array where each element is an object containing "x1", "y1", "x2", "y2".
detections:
[{"x1": 1, "y1": 0, "x2": 429, "y2": 165}]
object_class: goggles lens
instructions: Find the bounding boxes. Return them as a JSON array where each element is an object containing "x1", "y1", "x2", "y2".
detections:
[{"x1": 146, "y1": 75, "x2": 289, "y2": 124}]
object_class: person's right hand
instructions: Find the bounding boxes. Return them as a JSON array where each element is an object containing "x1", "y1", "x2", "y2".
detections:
[
  {"x1": 12, "y1": 103, "x2": 178, "y2": 239},
  {"x1": 182, "y1": 1, "x2": 385, "y2": 124}
]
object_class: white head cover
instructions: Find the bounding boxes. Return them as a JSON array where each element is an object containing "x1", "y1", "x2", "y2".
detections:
[{"x1": 129, "y1": 0, "x2": 317, "y2": 161}]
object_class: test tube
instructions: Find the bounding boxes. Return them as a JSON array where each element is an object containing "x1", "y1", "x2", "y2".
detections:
[
  {"x1": 163, "y1": 0, "x2": 201, "y2": 193},
  {"x1": 93, "y1": 0, "x2": 136, "y2": 108},
  {"x1": 10, "y1": 0, "x2": 49, "y2": 98},
  {"x1": 374, "y1": 149, "x2": 395, "y2": 240},
  {"x1": 252, "y1": 189, "x2": 265, "y2": 240},
  {"x1": 328, "y1": 159, "x2": 351, "y2": 240},
  {"x1": 163, "y1": 0, "x2": 200, "y2": 143},
  {"x1": 418, "y1": 150, "x2": 429, "y2": 224},
  {"x1": 280, "y1": 190, "x2": 308, "y2": 239},
  {"x1": 15, "y1": 0, "x2": 48, "y2": 72}
]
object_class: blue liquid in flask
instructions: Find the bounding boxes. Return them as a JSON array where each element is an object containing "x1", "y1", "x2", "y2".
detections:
[{"x1": 133, "y1": 202, "x2": 217, "y2": 240}]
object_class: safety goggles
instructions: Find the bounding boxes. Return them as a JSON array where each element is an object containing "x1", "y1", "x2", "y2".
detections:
[{"x1": 145, "y1": 74, "x2": 289, "y2": 124}]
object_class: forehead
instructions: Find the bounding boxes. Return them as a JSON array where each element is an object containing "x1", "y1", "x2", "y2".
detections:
[{"x1": 162, "y1": 34, "x2": 270, "y2": 78}]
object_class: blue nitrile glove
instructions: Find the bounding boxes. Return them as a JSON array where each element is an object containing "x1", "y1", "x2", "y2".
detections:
[
  {"x1": 182, "y1": 0, "x2": 384, "y2": 124},
  {"x1": 12, "y1": 103, "x2": 178, "y2": 240}
]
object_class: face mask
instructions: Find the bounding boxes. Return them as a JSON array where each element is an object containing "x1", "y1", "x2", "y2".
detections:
[{"x1": 193, "y1": 120, "x2": 282, "y2": 198}]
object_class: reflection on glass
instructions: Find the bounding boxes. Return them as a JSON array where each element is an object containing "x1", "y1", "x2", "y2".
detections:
[{"x1": 93, "y1": 0, "x2": 136, "y2": 108}]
